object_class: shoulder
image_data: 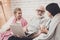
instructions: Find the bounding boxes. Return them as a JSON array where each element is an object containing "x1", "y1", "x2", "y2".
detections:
[
  {"x1": 21, "y1": 17, "x2": 28, "y2": 24},
  {"x1": 51, "y1": 13, "x2": 60, "y2": 23},
  {"x1": 21, "y1": 17, "x2": 27, "y2": 21}
]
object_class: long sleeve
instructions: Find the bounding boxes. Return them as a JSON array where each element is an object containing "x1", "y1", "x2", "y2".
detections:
[{"x1": 54, "y1": 23, "x2": 60, "y2": 40}]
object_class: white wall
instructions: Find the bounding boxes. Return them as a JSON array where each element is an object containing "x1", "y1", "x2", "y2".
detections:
[{"x1": 11, "y1": 0, "x2": 60, "y2": 22}]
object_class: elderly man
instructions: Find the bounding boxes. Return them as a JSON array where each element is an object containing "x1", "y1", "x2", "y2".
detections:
[{"x1": 27, "y1": 5, "x2": 51, "y2": 39}]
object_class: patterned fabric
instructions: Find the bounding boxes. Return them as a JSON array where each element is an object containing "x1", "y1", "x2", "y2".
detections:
[{"x1": 0, "y1": 29, "x2": 13, "y2": 40}]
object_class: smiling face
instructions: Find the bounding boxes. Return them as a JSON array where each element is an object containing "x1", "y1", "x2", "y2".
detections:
[
  {"x1": 36, "y1": 6, "x2": 45, "y2": 16},
  {"x1": 37, "y1": 10, "x2": 45, "y2": 16},
  {"x1": 15, "y1": 11, "x2": 22, "y2": 20},
  {"x1": 14, "y1": 8, "x2": 22, "y2": 20}
]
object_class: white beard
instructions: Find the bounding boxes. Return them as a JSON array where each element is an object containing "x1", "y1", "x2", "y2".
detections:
[{"x1": 36, "y1": 15, "x2": 44, "y2": 19}]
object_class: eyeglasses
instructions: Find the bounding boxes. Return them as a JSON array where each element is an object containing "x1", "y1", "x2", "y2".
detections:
[{"x1": 37, "y1": 10, "x2": 45, "y2": 13}]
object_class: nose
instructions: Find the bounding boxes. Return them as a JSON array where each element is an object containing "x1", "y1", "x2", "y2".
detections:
[{"x1": 19, "y1": 14, "x2": 22, "y2": 16}]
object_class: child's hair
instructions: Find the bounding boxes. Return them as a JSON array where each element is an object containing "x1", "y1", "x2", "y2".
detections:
[{"x1": 14, "y1": 8, "x2": 21, "y2": 14}]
